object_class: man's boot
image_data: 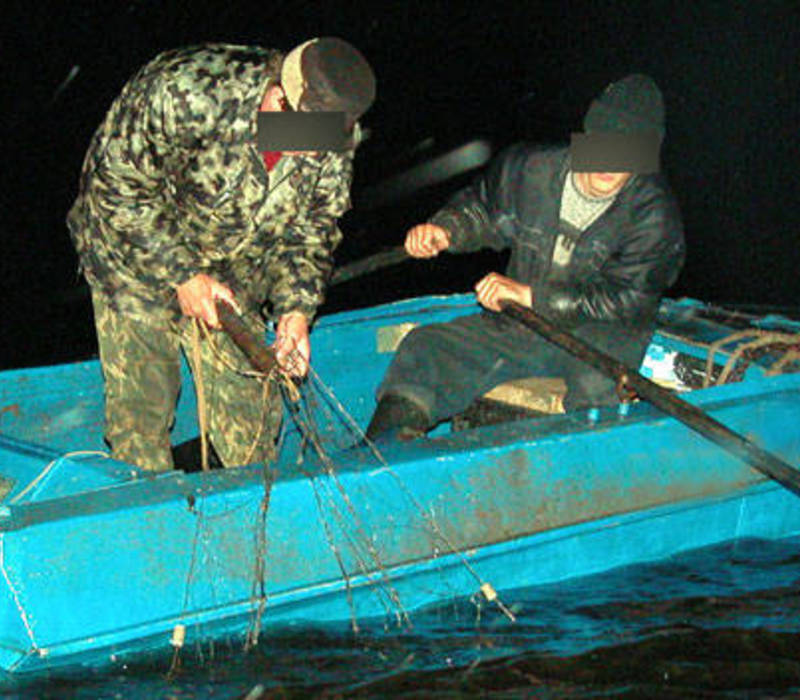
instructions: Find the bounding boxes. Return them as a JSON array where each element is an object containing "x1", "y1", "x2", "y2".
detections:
[{"x1": 365, "y1": 394, "x2": 431, "y2": 442}]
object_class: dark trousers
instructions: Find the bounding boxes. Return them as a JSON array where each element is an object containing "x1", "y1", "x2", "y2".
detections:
[{"x1": 377, "y1": 311, "x2": 652, "y2": 424}]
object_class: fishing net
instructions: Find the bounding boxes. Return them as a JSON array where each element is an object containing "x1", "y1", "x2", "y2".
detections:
[{"x1": 167, "y1": 317, "x2": 515, "y2": 676}]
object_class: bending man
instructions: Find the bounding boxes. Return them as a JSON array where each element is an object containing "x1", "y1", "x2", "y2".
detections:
[{"x1": 68, "y1": 39, "x2": 376, "y2": 470}]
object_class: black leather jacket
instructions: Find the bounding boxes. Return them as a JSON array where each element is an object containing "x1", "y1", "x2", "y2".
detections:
[{"x1": 430, "y1": 144, "x2": 685, "y2": 329}]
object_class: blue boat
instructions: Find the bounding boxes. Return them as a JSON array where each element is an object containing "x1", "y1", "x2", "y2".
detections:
[{"x1": 0, "y1": 294, "x2": 799, "y2": 676}]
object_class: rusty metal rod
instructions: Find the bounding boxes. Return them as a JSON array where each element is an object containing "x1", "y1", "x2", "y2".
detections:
[
  {"x1": 215, "y1": 300, "x2": 277, "y2": 375},
  {"x1": 500, "y1": 300, "x2": 800, "y2": 498}
]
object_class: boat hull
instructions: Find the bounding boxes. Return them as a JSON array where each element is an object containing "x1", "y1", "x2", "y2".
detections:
[{"x1": 1, "y1": 295, "x2": 799, "y2": 675}]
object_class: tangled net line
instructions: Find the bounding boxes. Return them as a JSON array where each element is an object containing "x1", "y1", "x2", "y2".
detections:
[{"x1": 168, "y1": 311, "x2": 517, "y2": 676}]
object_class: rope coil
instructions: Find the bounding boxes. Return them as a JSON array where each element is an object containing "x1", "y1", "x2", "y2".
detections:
[{"x1": 704, "y1": 329, "x2": 800, "y2": 388}]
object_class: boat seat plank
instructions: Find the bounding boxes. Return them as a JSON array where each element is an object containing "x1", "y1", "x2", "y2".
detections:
[{"x1": 482, "y1": 376, "x2": 567, "y2": 415}]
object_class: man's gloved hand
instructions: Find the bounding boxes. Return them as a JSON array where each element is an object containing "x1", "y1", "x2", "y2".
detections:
[
  {"x1": 176, "y1": 274, "x2": 239, "y2": 328},
  {"x1": 475, "y1": 272, "x2": 533, "y2": 313},
  {"x1": 404, "y1": 223, "x2": 451, "y2": 258},
  {"x1": 274, "y1": 311, "x2": 311, "y2": 378}
]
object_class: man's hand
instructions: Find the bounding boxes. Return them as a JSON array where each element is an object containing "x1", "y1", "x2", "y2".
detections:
[
  {"x1": 404, "y1": 223, "x2": 451, "y2": 258},
  {"x1": 475, "y1": 272, "x2": 533, "y2": 312},
  {"x1": 274, "y1": 311, "x2": 311, "y2": 378},
  {"x1": 176, "y1": 274, "x2": 238, "y2": 328}
]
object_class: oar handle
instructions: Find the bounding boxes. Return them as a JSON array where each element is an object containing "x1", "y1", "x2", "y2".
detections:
[
  {"x1": 500, "y1": 301, "x2": 800, "y2": 497},
  {"x1": 215, "y1": 300, "x2": 278, "y2": 375},
  {"x1": 331, "y1": 246, "x2": 408, "y2": 286}
]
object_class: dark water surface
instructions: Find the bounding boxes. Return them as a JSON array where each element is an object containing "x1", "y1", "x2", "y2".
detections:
[{"x1": 4, "y1": 536, "x2": 800, "y2": 699}]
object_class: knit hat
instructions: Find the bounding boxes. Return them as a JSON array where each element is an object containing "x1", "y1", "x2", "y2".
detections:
[
  {"x1": 583, "y1": 74, "x2": 665, "y2": 139},
  {"x1": 281, "y1": 38, "x2": 376, "y2": 131}
]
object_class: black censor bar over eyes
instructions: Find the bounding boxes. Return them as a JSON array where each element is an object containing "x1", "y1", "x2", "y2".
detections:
[
  {"x1": 570, "y1": 132, "x2": 661, "y2": 173},
  {"x1": 257, "y1": 112, "x2": 348, "y2": 151}
]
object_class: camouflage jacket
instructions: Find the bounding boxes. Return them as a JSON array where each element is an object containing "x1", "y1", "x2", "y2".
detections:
[{"x1": 67, "y1": 44, "x2": 355, "y2": 322}]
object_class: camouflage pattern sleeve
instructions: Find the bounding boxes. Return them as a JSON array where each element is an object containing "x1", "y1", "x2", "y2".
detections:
[
  {"x1": 68, "y1": 46, "x2": 289, "y2": 317},
  {"x1": 265, "y1": 152, "x2": 353, "y2": 321},
  {"x1": 105, "y1": 74, "x2": 207, "y2": 288},
  {"x1": 71, "y1": 58, "x2": 217, "y2": 300}
]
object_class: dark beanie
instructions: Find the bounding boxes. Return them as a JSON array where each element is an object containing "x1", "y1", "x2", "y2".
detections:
[
  {"x1": 296, "y1": 38, "x2": 376, "y2": 130},
  {"x1": 583, "y1": 74, "x2": 665, "y2": 138}
]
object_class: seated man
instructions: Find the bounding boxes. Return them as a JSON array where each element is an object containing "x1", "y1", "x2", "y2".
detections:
[{"x1": 366, "y1": 74, "x2": 685, "y2": 440}]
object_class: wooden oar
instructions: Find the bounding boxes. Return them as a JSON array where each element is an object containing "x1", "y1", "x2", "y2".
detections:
[
  {"x1": 331, "y1": 246, "x2": 408, "y2": 286},
  {"x1": 215, "y1": 300, "x2": 277, "y2": 374},
  {"x1": 500, "y1": 300, "x2": 800, "y2": 497}
]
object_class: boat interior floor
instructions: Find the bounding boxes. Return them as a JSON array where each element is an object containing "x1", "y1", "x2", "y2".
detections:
[{"x1": 171, "y1": 437, "x2": 226, "y2": 472}]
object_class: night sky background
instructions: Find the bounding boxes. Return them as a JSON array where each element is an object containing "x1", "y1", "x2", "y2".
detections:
[{"x1": 2, "y1": 1, "x2": 798, "y2": 370}]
